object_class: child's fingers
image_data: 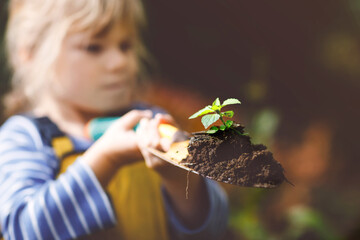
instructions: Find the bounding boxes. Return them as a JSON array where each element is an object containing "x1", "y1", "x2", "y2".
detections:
[
  {"x1": 113, "y1": 110, "x2": 152, "y2": 130},
  {"x1": 137, "y1": 114, "x2": 175, "y2": 153},
  {"x1": 136, "y1": 118, "x2": 180, "y2": 174},
  {"x1": 150, "y1": 117, "x2": 162, "y2": 146},
  {"x1": 152, "y1": 116, "x2": 173, "y2": 149},
  {"x1": 137, "y1": 118, "x2": 161, "y2": 148},
  {"x1": 136, "y1": 118, "x2": 150, "y2": 140},
  {"x1": 160, "y1": 138, "x2": 171, "y2": 152}
]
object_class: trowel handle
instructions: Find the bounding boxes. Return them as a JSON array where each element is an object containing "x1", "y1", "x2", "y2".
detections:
[{"x1": 84, "y1": 117, "x2": 178, "y2": 141}]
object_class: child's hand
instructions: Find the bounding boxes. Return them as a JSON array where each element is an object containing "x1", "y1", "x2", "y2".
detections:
[
  {"x1": 136, "y1": 113, "x2": 185, "y2": 181},
  {"x1": 82, "y1": 110, "x2": 152, "y2": 187},
  {"x1": 95, "y1": 110, "x2": 153, "y2": 165}
]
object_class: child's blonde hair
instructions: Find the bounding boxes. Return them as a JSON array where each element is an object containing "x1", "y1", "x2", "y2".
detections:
[{"x1": 4, "y1": 0, "x2": 147, "y2": 116}]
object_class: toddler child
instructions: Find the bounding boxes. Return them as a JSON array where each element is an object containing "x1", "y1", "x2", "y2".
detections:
[{"x1": 0, "y1": 0, "x2": 228, "y2": 239}]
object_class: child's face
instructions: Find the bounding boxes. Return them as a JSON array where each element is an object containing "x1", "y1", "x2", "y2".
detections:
[{"x1": 52, "y1": 21, "x2": 138, "y2": 114}]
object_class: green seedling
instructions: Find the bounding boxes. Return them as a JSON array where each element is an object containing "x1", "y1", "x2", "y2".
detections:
[{"x1": 189, "y1": 97, "x2": 242, "y2": 134}]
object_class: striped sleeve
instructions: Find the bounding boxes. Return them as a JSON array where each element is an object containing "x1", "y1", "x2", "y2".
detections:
[
  {"x1": 163, "y1": 179, "x2": 229, "y2": 240},
  {"x1": 0, "y1": 116, "x2": 116, "y2": 240}
]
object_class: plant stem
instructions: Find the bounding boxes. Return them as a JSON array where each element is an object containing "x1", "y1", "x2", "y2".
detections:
[
  {"x1": 230, "y1": 126, "x2": 243, "y2": 135},
  {"x1": 216, "y1": 110, "x2": 227, "y2": 126}
]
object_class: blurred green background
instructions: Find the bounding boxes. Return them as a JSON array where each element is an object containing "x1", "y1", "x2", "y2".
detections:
[{"x1": 1, "y1": 0, "x2": 360, "y2": 239}]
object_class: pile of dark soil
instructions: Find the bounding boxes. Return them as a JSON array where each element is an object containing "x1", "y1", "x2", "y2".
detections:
[{"x1": 181, "y1": 124, "x2": 288, "y2": 188}]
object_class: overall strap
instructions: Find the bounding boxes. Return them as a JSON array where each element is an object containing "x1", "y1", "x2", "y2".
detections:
[{"x1": 31, "y1": 116, "x2": 75, "y2": 160}]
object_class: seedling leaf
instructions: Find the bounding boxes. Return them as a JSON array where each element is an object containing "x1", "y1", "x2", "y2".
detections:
[
  {"x1": 201, "y1": 114, "x2": 220, "y2": 128},
  {"x1": 189, "y1": 105, "x2": 213, "y2": 119},
  {"x1": 207, "y1": 126, "x2": 219, "y2": 134},
  {"x1": 220, "y1": 125, "x2": 226, "y2": 131},
  {"x1": 207, "y1": 129, "x2": 218, "y2": 134},
  {"x1": 213, "y1": 98, "x2": 221, "y2": 107},
  {"x1": 225, "y1": 120, "x2": 233, "y2": 128},
  {"x1": 223, "y1": 111, "x2": 234, "y2": 118},
  {"x1": 222, "y1": 98, "x2": 241, "y2": 107}
]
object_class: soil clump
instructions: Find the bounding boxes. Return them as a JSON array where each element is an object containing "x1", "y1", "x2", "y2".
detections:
[{"x1": 181, "y1": 124, "x2": 287, "y2": 188}]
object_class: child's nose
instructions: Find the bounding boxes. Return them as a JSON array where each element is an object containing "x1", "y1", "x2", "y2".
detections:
[{"x1": 106, "y1": 48, "x2": 128, "y2": 72}]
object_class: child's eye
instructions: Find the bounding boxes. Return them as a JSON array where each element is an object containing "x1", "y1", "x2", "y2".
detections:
[
  {"x1": 119, "y1": 40, "x2": 133, "y2": 53},
  {"x1": 85, "y1": 44, "x2": 103, "y2": 54}
]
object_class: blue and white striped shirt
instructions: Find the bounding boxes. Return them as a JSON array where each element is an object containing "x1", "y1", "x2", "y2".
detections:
[{"x1": 0, "y1": 115, "x2": 228, "y2": 240}]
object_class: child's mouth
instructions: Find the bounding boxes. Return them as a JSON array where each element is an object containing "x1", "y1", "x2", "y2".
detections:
[{"x1": 103, "y1": 81, "x2": 128, "y2": 90}]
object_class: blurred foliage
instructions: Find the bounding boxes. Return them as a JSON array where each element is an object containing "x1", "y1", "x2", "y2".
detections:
[
  {"x1": 228, "y1": 190, "x2": 341, "y2": 240},
  {"x1": 284, "y1": 205, "x2": 340, "y2": 240},
  {"x1": 349, "y1": 0, "x2": 360, "y2": 27},
  {"x1": 228, "y1": 189, "x2": 275, "y2": 240},
  {"x1": 248, "y1": 108, "x2": 280, "y2": 146},
  {"x1": 321, "y1": 33, "x2": 360, "y2": 78}
]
